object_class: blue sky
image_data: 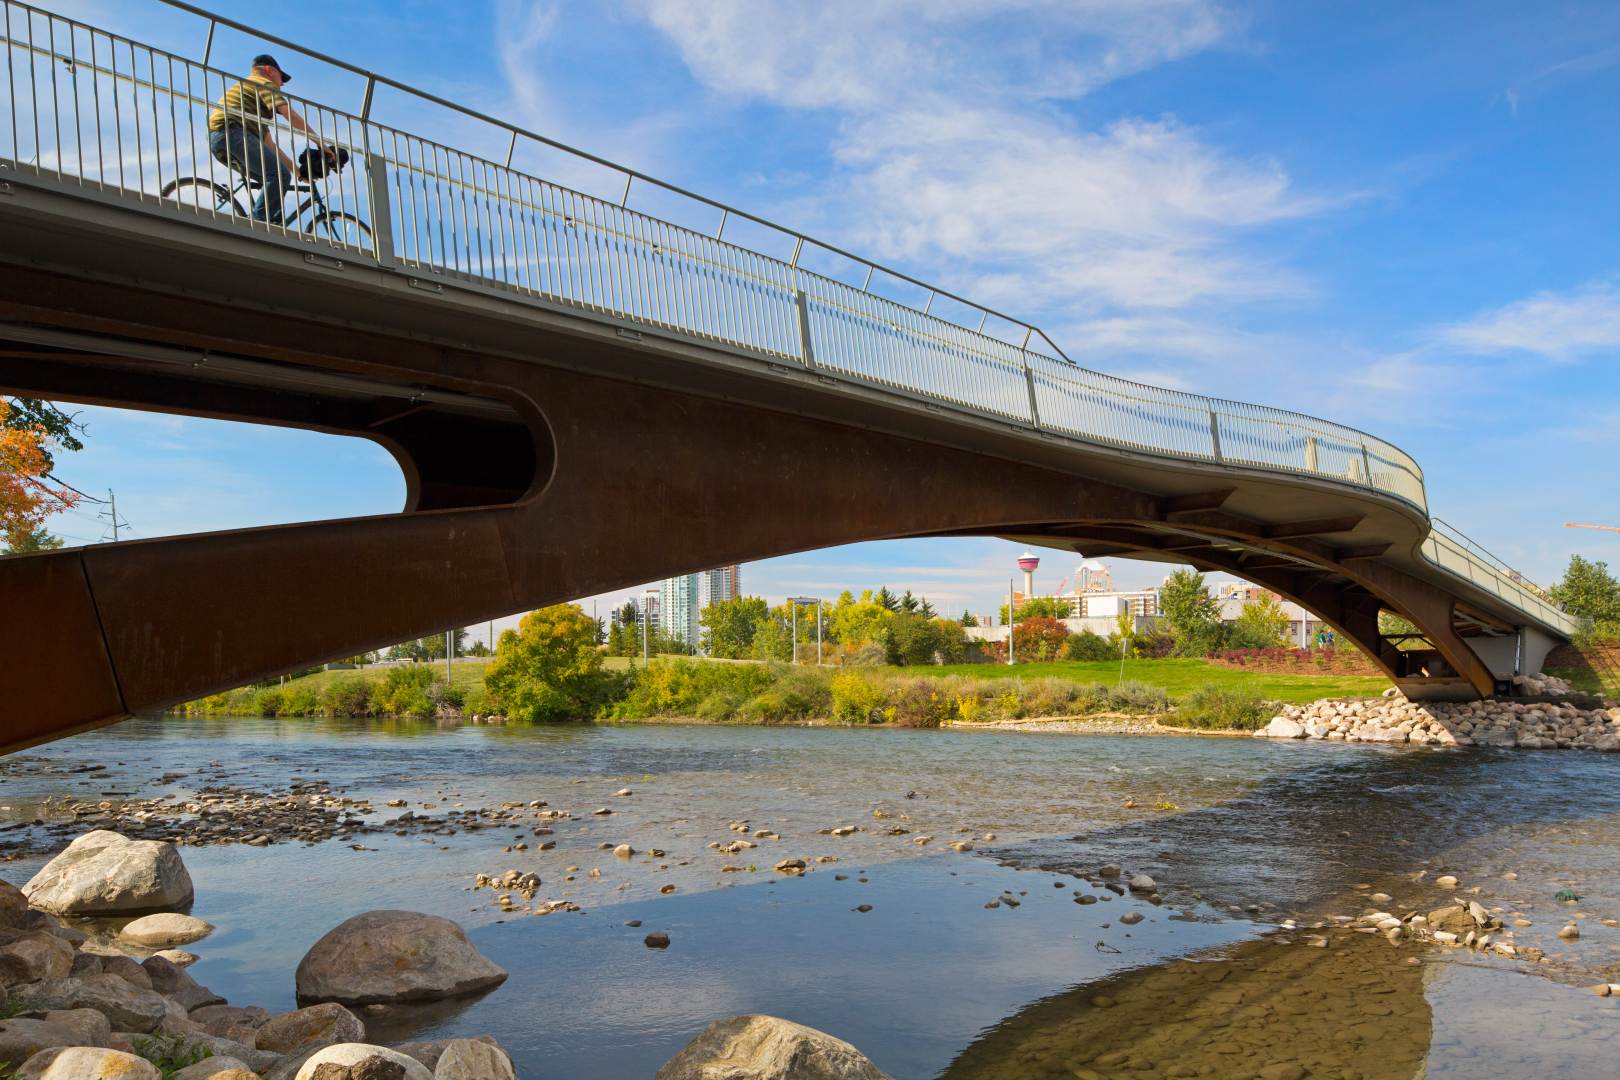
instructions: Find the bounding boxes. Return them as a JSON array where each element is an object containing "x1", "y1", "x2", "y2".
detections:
[{"x1": 33, "y1": 0, "x2": 1620, "y2": 645}]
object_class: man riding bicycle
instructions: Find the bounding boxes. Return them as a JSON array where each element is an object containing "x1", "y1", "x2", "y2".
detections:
[{"x1": 207, "y1": 54, "x2": 334, "y2": 226}]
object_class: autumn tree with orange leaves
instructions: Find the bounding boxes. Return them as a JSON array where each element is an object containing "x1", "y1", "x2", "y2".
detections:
[{"x1": 0, "y1": 397, "x2": 81, "y2": 551}]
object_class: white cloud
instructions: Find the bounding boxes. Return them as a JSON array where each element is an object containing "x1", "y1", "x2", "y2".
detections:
[
  {"x1": 1437, "y1": 278, "x2": 1620, "y2": 362},
  {"x1": 631, "y1": 1, "x2": 1341, "y2": 314},
  {"x1": 637, "y1": 0, "x2": 1234, "y2": 112}
]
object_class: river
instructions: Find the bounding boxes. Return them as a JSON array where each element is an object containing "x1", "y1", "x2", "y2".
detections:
[{"x1": 1, "y1": 717, "x2": 1617, "y2": 1078}]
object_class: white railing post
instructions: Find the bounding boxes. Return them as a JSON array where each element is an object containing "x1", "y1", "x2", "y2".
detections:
[
  {"x1": 1209, "y1": 410, "x2": 1223, "y2": 461},
  {"x1": 794, "y1": 289, "x2": 815, "y2": 368},
  {"x1": 366, "y1": 152, "x2": 395, "y2": 267}
]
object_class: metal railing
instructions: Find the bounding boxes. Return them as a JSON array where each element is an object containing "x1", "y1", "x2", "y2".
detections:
[
  {"x1": 0, "y1": 0, "x2": 1570, "y2": 635},
  {"x1": 1426, "y1": 520, "x2": 1579, "y2": 635}
]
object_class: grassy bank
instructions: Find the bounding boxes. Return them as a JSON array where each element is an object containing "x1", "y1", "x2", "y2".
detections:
[
  {"x1": 902, "y1": 658, "x2": 1387, "y2": 704},
  {"x1": 180, "y1": 654, "x2": 1385, "y2": 731}
]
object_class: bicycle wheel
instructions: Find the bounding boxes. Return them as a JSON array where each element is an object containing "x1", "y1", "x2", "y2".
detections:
[
  {"x1": 161, "y1": 176, "x2": 245, "y2": 217},
  {"x1": 312, "y1": 209, "x2": 373, "y2": 250}
]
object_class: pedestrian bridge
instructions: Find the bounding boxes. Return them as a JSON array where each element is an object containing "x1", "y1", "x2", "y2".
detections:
[{"x1": 0, "y1": 0, "x2": 1578, "y2": 750}]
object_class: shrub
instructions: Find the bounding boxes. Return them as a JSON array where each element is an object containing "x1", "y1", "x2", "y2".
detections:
[
  {"x1": 1064, "y1": 630, "x2": 1116, "y2": 661},
  {"x1": 829, "y1": 673, "x2": 885, "y2": 724},
  {"x1": 1110, "y1": 680, "x2": 1172, "y2": 713},
  {"x1": 1167, "y1": 685, "x2": 1269, "y2": 730},
  {"x1": 282, "y1": 683, "x2": 320, "y2": 716},
  {"x1": 613, "y1": 658, "x2": 775, "y2": 719},
  {"x1": 252, "y1": 688, "x2": 285, "y2": 717},
  {"x1": 885, "y1": 679, "x2": 953, "y2": 727},
  {"x1": 323, "y1": 674, "x2": 380, "y2": 718}
]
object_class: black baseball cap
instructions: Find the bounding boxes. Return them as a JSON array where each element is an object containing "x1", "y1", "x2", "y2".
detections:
[{"x1": 252, "y1": 53, "x2": 290, "y2": 83}]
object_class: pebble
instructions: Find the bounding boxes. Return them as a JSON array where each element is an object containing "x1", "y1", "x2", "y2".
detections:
[
  {"x1": 1119, "y1": 911, "x2": 1144, "y2": 925},
  {"x1": 644, "y1": 931, "x2": 671, "y2": 949}
]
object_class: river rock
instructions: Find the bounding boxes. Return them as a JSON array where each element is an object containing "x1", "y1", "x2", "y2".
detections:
[
  {"x1": 433, "y1": 1038, "x2": 517, "y2": 1079},
  {"x1": 1255, "y1": 717, "x2": 1306, "y2": 739},
  {"x1": 0, "y1": 880, "x2": 30, "y2": 929},
  {"x1": 100, "y1": 954, "x2": 154, "y2": 989},
  {"x1": 292, "y1": 1042, "x2": 435, "y2": 1080},
  {"x1": 40, "y1": 973, "x2": 169, "y2": 1031},
  {"x1": 23, "y1": 831, "x2": 193, "y2": 915},
  {"x1": 1128, "y1": 874, "x2": 1156, "y2": 893},
  {"x1": 44, "y1": 1007, "x2": 112, "y2": 1046},
  {"x1": 390, "y1": 1036, "x2": 501, "y2": 1071},
  {"x1": 257, "y1": 1002, "x2": 367, "y2": 1054},
  {"x1": 16, "y1": 1046, "x2": 161, "y2": 1079},
  {"x1": 120, "y1": 913, "x2": 214, "y2": 948},
  {"x1": 0, "y1": 934, "x2": 74, "y2": 983},
  {"x1": 141, "y1": 955, "x2": 198, "y2": 994},
  {"x1": 295, "y1": 911, "x2": 507, "y2": 1006},
  {"x1": 656, "y1": 1014, "x2": 892, "y2": 1080},
  {"x1": 0, "y1": 1018, "x2": 90, "y2": 1063}
]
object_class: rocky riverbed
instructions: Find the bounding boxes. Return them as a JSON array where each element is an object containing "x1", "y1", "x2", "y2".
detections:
[
  {"x1": 1258, "y1": 685, "x2": 1620, "y2": 749},
  {"x1": 3, "y1": 715, "x2": 1620, "y2": 1078}
]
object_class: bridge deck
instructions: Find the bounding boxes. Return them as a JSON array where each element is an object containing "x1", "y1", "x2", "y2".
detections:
[{"x1": 0, "y1": 0, "x2": 1580, "y2": 740}]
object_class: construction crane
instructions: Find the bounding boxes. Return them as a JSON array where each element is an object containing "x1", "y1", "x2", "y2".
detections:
[{"x1": 1566, "y1": 523, "x2": 1620, "y2": 535}]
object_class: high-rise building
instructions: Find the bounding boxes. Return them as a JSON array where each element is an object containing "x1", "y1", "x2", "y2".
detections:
[
  {"x1": 704, "y1": 565, "x2": 741, "y2": 606},
  {"x1": 660, "y1": 573, "x2": 701, "y2": 650}
]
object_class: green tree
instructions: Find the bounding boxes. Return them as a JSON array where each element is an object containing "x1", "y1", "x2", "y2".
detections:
[
  {"x1": 898, "y1": 589, "x2": 920, "y2": 614},
  {"x1": 874, "y1": 586, "x2": 900, "y2": 613},
  {"x1": 959, "y1": 609, "x2": 977, "y2": 627},
  {"x1": 750, "y1": 611, "x2": 795, "y2": 661},
  {"x1": 998, "y1": 596, "x2": 1072, "y2": 623},
  {"x1": 1551, "y1": 554, "x2": 1620, "y2": 645},
  {"x1": 484, "y1": 604, "x2": 619, "y2": 722},
  {"x1": 1551, "y1": 555, "x2": 1620, "y2": 623},
  {"x1": 1, "y1": 528, "x2": 65, "y2": 555},
  {"x1": 1161, "y1": 569, "x2": 1224, "y2": 656},
  {"x1": 879, "y1": 612, "x2": 939, "y2": 665},
  {"x1": 828, "y1": 590, "x2": 893, "y2": 649},
  {"x1": 1230, "y1": 593, "x2": 1290, "y2": 648},
  {"x1": 931, "y1": 618, "x2": 972, "y2": 663},
  {"x1": 701, "y1": 596, "x2": 770, "y2": 659},
  {"x1": 1, "y1": 398, "x2": 84, "y2": 471},
  {"x1": 1109, "y1": 610, "x2": 1140, "y2": 657},
  {"x1": 918, "y1": 597, "x2": 937, "y2": 618}
]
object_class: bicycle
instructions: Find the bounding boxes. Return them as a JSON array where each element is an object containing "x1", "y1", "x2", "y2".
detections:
[{"x1": 160, "y1": 146, "x2": 372, "y2": 247}]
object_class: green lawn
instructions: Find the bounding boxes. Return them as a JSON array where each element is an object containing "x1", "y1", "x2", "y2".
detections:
[
  {"x1": 282, "y1": 658, "x2": 494, "y2": 694},
  {"x1": 901, "y1": 658, "x2": 1389, "y2": 704}
]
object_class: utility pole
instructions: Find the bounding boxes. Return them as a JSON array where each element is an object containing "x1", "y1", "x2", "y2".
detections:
[
  {"x1": 791, "y1": 603, "x2": 798, "y2": 665},
  {"x1": 98, "y1": 488, "x2": 129, "y2": 543},
  {"x1": 1007, "y1": 578, "x2": 1015, "y2": 666},
  {"x1": 488, "y1": 619, "x2": 494, "y2": 656},
  {"x1": 445, "y1": 629, "x2": 452, "y2": 683}
]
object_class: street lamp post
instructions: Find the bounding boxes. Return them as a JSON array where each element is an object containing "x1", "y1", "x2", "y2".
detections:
[
  {"x1": 642, "y1": 589, "x2": 657, "y2": 668},
  {"x1": 1007, "y1": 578, "x2": 1015, "y2": 666},
  {"x1": 789, "y1": 598, "x2": 823, "y2": 665}
]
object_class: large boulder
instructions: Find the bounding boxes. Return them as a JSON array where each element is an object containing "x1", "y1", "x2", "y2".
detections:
[
  {"x1": 295, "y1": 912, "x2": 507, "y2": 1006},
  {"x1": 12, "y1": 974, "x2": 169, "y2": 1032},
  {"x1": 0, "y1": 934, "x2": 74, "y2": 983},
  {"x1": 657, "y1": 1015, "x2": 892, "y2": 1080},
  {"x1": 434, "y1": 1038, "x2": 516, "y2": 1080},
  {"x1": 0, "y1": 1017, "x2": 89, "y2": 1064},
  {"x1": 1253, "y1": 717, "x2": 1306, "y2": 739},
  {"x1": 23, "y1": 832, "x2": 193, "y2": 915},
  {"x1": 120, "y1": 913, "x2": 214, "y2": 948},
  {"x1": 293, "y1": 1043, "x2": 434, "y2": 1080},
  {"x1": 172, "y1": 1060, "x2": 255, "y2": 1080},
  {"x1": 16, "y1": 1046, "x2": 161, "y2": 1079},
  {"x1": 256, "y1": 1002, "x2": 366, "y2": 1054}
]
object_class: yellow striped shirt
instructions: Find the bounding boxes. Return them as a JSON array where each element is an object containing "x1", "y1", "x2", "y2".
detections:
[{"x1": 208, "y1": 74, "x2": 286, "y2": 136}]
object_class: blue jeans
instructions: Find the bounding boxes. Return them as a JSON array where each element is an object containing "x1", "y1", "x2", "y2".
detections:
[{"x1": 209, "y1": 127, "x2": 292, "y2": 225}]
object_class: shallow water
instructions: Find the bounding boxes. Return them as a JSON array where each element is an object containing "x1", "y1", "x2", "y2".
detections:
[{"x1": 2, "y1": 717, "x2": 1618, "y2": 1078}]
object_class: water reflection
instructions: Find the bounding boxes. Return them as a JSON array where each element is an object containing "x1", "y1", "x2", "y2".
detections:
[{"x1": 942, "y1": 932, "x2": 1431, "y2": 1079}]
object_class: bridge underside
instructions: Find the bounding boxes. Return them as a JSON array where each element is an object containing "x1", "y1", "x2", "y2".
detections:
[
  {"x1": 0, "y1": 254, "x2": 1521, "y2": 753},
  {"x1": 5, "y1": 140, "x2": 1567, "y2": 754}
]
